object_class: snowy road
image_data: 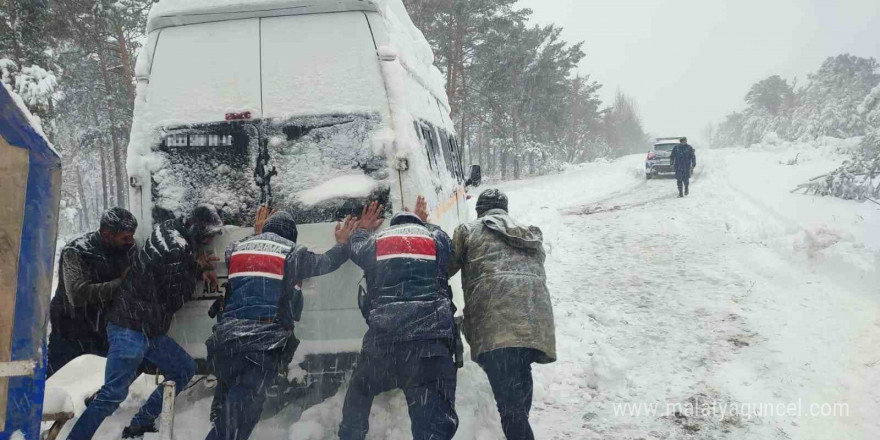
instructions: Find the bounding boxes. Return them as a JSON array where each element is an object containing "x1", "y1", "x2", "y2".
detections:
[
  {"x1": 51, "y1": 143, "x2": 880, "y2": 440},
  {"x1": 504, "y1": 145, "x2": 880, "y2": 440}
]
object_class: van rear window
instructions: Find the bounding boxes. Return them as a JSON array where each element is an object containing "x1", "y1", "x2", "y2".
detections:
[{"x1": 151, "y1": 114, "x2": 388, "y2": 226}]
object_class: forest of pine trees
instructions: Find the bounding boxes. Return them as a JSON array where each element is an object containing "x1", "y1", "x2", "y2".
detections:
[
  {"x1": 2, "y1": 0, "x2": 150, "y2": 234},
  {"x1": 712, "y1": 54, "x2": 880, "y2": 148},
  {"x1": 710, "y1": 54, "x2": 880, "y2": 201},
  {"x1": 403, "y1": 0, "x2": 650, "y2": 179}
]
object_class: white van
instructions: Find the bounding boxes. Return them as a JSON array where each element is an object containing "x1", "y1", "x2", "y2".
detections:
[{"x1": 126, "y1": 0, "x2": 480, "y2": 399}]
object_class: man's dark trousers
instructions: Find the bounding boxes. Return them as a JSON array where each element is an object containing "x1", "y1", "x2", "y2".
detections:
[
  {"x1": 476, "y1": 348, "x2": 542, "y2": 440},
  {"x1": 206, "y1": 351, "x2": 283, "y2": 440},
  {"x1": 676, "y1": 170, "x2": 691, "y2": 196},
  {"x1": 339, "y1": 341, "x2": 458, "y2": 440}
]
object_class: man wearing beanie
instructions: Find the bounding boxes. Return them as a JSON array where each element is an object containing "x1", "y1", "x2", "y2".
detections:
[
  {"x1": 67, "y1": 205, "x2": 224, "y2": 440},
  {"x1": 339, "y1": 197, "x2": 459, "y2": 440},
  {"x1": 448, "y1": 189, "x2": 556, "y2": 440},
  {"x1": 205, "y1": 209, "x2": 358, "y2": 440}
]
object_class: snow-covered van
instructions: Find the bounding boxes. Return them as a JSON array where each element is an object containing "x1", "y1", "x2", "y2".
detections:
[{"x1": 126, "y1": 0, "x2": 479, "y2": 396}]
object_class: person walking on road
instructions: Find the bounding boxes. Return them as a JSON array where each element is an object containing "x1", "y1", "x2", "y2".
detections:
[
  {"x1": 338, "y1": 197, "x2": 459, "y2": 440},
  {"x1": 670, "y1": 137, "x2": 697, "y2": 197},
  {"x1": 66, "y1": 205, "x2": 224, "y2": 440},
  {"x1": 205, "y1": 209, "x2": 357, "y2": 440},
  {"x1": 447, "y1": 189, "x2": 556, "y2": 440},
  {"x1": 47, "y1": 208, "x2": 138, "y2": 378}
]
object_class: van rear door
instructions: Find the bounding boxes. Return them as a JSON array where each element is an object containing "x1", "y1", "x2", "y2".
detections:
[
  {"x1": 260, "y1": 12, "x2": 387, "y2": 119},
  {"x1": 146, "y1": 18, "x2": 262, "y2": 124}
]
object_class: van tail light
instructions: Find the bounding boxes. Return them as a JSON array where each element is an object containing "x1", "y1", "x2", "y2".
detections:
[{"x1": 647, "y1": 152, "x2": 656, "y2": 160}]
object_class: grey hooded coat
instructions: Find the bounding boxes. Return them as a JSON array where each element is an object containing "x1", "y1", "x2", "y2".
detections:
[{"x1": 448, "y1": 209, "x2": 556, "y2": 363}]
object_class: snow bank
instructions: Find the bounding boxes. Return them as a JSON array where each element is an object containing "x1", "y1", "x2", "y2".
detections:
[
  {"x1": 46, "y1": 355, "x2": 159, "y2": 417},
  {"x1": 42, "y1": 387, "x2": 74, "y2": 416}
]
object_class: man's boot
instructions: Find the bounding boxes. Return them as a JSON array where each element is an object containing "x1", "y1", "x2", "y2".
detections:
[
  {"x1": 122, "y1": 424, "x2": 158, "y2": 439},
  {"x1": 685, "y1": 186, "x2": 689, "y2": 196}
]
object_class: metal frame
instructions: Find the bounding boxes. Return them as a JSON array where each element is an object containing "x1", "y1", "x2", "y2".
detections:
[{"x1": 0, "y1": 360, "x2": 35, "y2": 378}]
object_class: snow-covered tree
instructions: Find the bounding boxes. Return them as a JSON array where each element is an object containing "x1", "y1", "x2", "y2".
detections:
[
  {"x1": 790, "y1": 54, "x2": 879, "y2": 140},
  {"x1": 603, "y1": 90, "x2": 650, "y2": 155},
  {"x1": 796, "y1": 84, "x2": 880, "y2": 201}
]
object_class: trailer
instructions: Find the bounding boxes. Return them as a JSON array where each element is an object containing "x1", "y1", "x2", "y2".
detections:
[{"x1": 0, "y1": 84, "x2": 62, "y2": 439}]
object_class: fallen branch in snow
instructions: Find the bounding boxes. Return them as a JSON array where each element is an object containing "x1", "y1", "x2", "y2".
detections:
[
  {"x1": 795, "y1": 133, "x2": 880, "y2": 201},
  {"x1": 792, "y1": 163, "x2": 880, "y2": 200}
]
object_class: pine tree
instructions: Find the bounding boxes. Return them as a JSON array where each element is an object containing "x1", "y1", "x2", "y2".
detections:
[{"x1": 791, "y1": 54, "x2": 880, "y2": 140}]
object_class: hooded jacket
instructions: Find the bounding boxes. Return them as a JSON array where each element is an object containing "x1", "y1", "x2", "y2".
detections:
[
  {"x1": 349, "y1": 212, "x2": 455, "y2": 350},
  {"x1": 108, "y1": 217, "x2": 207, "y2": 337},
  {"x1": 448, "y1": 209, "x2": 556, "y2": 363},
  {"x1": 49, "y1": 232, "x2": 130, "y2": 342}
]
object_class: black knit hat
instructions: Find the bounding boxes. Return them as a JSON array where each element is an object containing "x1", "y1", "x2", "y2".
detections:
[
  {"x1": 476, "y1": 189, "x2": 508, "y2": 215},
  {"x1": 390, "y1": 211, "x2": 423, "y2": 227},
  {"x1": 186, "y1": 205, "x2": 223, "y2": 242},
  {"x1": 100, "y1": 207, "x2": 138, "y2": 233},
  {"x1": 263, "y1": 211, "x2": 298, "y2": 243}
]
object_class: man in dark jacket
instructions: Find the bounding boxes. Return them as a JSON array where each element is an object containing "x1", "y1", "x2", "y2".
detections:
[
  {"x1": 66, "y1": 205, "x2": 223, "y2": 440},
  {"x1": 448, "y1": 189, "x2": 556, "y2": 440},
  {"x1": 204, "y1": 210, "x2": 357, "y2": 440},
  {"x1": 338, "y1": 197, "x2": 458, "y2": 440},
  {"x1": 670, "y1": 137, "x2": 697, "y2": 197},
  {"x1": 47, "y1": 207, "x2": 137, "y2": 378}
]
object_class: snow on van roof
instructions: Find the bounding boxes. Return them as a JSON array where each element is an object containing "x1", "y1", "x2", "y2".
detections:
[{"x1": 147, "y1": 0, "x2": 380, "y2": 33}]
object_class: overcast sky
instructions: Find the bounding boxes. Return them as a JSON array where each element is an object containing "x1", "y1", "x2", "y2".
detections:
[{"x1": 517, "y1": 0, "x2": 880, "y2": 145}]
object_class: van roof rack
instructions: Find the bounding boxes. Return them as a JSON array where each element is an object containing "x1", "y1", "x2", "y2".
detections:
[{"x1": 655, "y1": 137, "x2": 684, "y2": 143}]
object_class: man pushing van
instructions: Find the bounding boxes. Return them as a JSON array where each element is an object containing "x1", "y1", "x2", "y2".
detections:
[
  {"x1": 47, "y1": 208, "x2": 137, "y2": 378},
  {"x1": 205, "y1": 209, "x2": 357, "y2": 440},
  {"x1": 338, "y1": 197, "x2": 459, "y2": 440},
  {"x1": 66, "y1": 206, "x2": 224, "y2": 440},
  {"x1": 448, "y1": 189, "x2": 556, "y2": 440}
]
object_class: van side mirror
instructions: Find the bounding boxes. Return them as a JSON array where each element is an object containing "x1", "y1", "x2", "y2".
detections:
[{"x1": 465, "y1": 165, "x2": 482, "y2": 187}]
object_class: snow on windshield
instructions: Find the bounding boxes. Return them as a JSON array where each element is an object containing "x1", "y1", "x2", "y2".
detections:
[
  {"x1": 150, "y1": 114, "x2": 387, "y2": 226},
  {"x1": 296, "y1": 174, "x2": 378, "y2": 206}
]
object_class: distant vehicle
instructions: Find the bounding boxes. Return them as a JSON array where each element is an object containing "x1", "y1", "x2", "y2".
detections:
[
  {"x1": 126, "y1": 0, "x2": 481, "y2": 406},
  {"x1": 645, "y1": 137, "x2": 684, "y2": 179}
]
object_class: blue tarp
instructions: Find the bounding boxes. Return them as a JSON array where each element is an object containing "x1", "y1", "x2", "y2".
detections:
[{"x1": 0, "y1": 85, "x2": 62, "y2": 440}]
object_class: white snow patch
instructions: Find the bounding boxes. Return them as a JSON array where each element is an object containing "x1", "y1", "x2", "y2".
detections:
[
  {"x1": 45, "y1": 355, "x2": 159, "y2": 418},
  {"x1": 42, "y1": 387, "x2": 74, "y2": 416},
  {"x1": 296, "y1": 174, "x2": 378, "y2": 206},
  {"x1": 169, "y1": 229, "x2": 189, "y2": 249}
]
